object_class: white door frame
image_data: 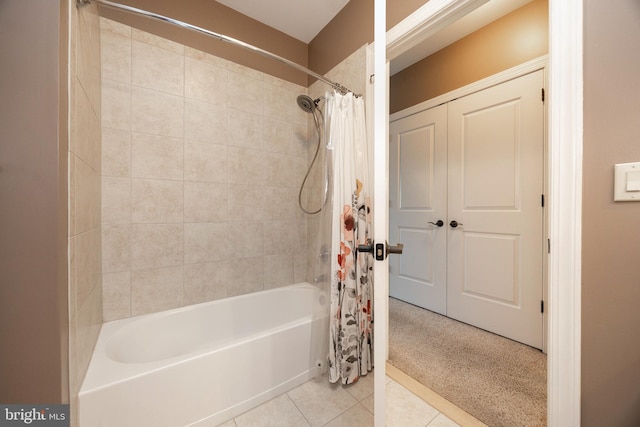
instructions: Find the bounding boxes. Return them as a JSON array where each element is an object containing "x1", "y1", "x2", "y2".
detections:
[{"x1": 377, "y1": 0, "x2": 583, "y2": 426}]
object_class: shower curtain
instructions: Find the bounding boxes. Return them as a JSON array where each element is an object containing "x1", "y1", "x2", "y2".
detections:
[{"x1": 326, "y1": 91, "x2": 373, "y2": 385}]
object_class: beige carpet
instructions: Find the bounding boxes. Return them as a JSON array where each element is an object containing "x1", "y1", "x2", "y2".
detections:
[{"x1": 388, "y1": 297, "x2": 547, "y2": 427}]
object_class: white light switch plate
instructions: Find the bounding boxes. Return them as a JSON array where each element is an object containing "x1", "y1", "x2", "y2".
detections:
[{"x1": 614, "y1": 162, "x2": 640, "y2": 201}]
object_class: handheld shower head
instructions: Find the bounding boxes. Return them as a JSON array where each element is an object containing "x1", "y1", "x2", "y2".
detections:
[{"x1": 297, "y1": 94, "x2": 321, "y2": 113}]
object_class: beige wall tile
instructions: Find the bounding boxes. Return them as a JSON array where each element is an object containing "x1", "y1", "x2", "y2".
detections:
[
  {"x1": 74, "y1": 82, "x2": 101, "y2": 171},
  {"x1": 228, "y1": 108, "x2": 263, "y2": 149},
  {"x1": 102, "y1": 176, "x2": 131, "y2": 225},
  {"x1": 132, "y1": 40, "x2": 184, "y2": 96},
  {"x1": 131, "y1": 223, "x2": 183, "y2": 270},
  {"x1": 227, "y1": 184, "x2": 265, "y2": 222},
  {"x1": 184, "y1": 222, "x2": 227, "y2": 264},
  {"x1": 184, "y1": 182, "x2": 227, "y2": 223},
  {"x1": 69, "y1": 154, "x2": 76, "y2": 236},
  {"x1": 102, "y1": 79, "x2": 131, "y2": 130},
  {"x1": 102, "y1": 127, "x2": 131, "y2": 178},
  {"x1": 263, "y1": 151, "x2": 298, "y2": 188},
  {"x1": 184, "y1": 141, "x2": 227, "y2": 183},
  {"x1": 102, "y1": 271, "x2": 131, "y2": 321},
  {"x1": 227, "y1": 70, "x2": 263, "y2": 115},
  {"x1": 291, "y1": 121, "x2": 310, "y2": 159},
  {"x1": 263, "y1": 80, "x2": 301, "y2": 120},
  {"x1": 101, "y1": 29, "x2": 131, "y2": 84},
  {"x1": 130, "y1": 132, "x2": 183, "y2": 180},
  {"x1": 228, "y1": 221, "x2": 264, "y2": 259},
  {"x1": 76, "y1": 6, "x2": 102, "y2": 118},
  {"x1": 264, "y1": 254, "x2": 294, "y2": 289},
  {"x1": 132, "y1": 28, "x2": 183, "y2": 54},
  {"x1": 294, "y1": 251, "x2": 309, "y2": 284},
  {"x1": 131, "y1": 265, "x2": 183, "y2": 316},
  {"x1": 75, "y1": 157, "x2": 101, "y2": 234},
  {"x1": 228, "y1": 256, "x2": 264, "y2": 297},
  {"x1": 131, "y1": 179, "x2": 183, "y2": 224},
  {"x1": 263, "y1": 117, "x2": 295, "y2": 154},
  {"x1": 183, "y1": 261, "x2": 229, "y2": 304},
  {"x1": 263, "y1": 186, "x2": 298, "y2": 221},
  {"x1": 264, "y1": 220, "x2": 297, "y2": 255},
  {"x1": 102, "y1": 224, "x2": 131, "y2": 273},
  {"x1": 74, "y1": 228, "x2": 102, "y2": 309},
  {"x1": 227, "y1": 146, "x2": 264, "y2": 185},
  {"x1": 185, "y1": 57, "x2": 227, "y2": 104},
  {"x1": 100, "y1": 17, "x2": 131, "y2": 38},
  {"x1": 184, "y1": 45, "x2": 228, "y2": 68},
  {"x1": 184, "y1": 98, "x2": 227, "y2": 144},
  {"x1": 226, "y1": 60, "x2": 266, "y2": 82},
  {"x1": 131, "y1": 86, "x2": 183, "y2": 138}
]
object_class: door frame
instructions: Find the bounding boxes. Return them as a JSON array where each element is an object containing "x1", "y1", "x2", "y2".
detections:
[{"x1": 381, "y1": 1, "x2": 583, "y2": 426}]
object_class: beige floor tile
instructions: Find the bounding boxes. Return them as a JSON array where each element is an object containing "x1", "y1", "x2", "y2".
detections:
[
  {"x1": 234, "y1": 394, "x2": 310, "y2": 427},
  {"x1": 287, "y1": 376, "x2": 358, "y2": 427},
  {"x1": 427, "y1": 413, "x2": 461, "y2": 427},
  {"x1": 343, "y1": 372, "x2": 375, "y2": 402},
  {"x1": 323, "y1": 403, "x2": 374, "y2": 427},
  {"x1": 386, "y1": 380, "x2": 439, "y2": 427}
]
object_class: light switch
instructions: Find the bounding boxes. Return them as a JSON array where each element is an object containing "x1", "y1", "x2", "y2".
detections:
[
  {"x1": 626, "y1": 171, "x2": 640, "y2": 191},
  {"x1": 614, "y1": 162, "x2": 640, "y2": 201}
]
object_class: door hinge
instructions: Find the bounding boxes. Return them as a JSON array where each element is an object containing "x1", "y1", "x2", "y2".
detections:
[
  {"x1": 541, "y1": 194, "x2": 544, "y2": 207},
  {"x1": 547, "y1": 238, "x2": 551, "y2": 254},
  {"x1": 541, "y1": 300, "x2": 545, "y2": 313},
  {"x1": 541, "y1": 88, "x2": 545, "y2": 102}
]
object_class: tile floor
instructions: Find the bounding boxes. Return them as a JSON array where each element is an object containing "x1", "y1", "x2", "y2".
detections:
[{"x1": 215, "y1": 372, "x2": 462, "y2": 427}]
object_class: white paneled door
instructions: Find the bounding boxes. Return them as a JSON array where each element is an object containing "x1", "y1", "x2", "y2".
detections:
[
  {"x1": 389, "y1": 105, "x2": 448, "y2": 315},
  {"x1": 389, "y1": 70, "x2": 544, "y2": 349}
]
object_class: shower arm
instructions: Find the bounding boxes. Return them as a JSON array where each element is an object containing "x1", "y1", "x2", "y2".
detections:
[{"x1": 78, "y1": 0, "x2": 360, "y2": 97}]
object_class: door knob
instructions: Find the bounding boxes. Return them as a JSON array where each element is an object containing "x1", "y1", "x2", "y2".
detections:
[
  {"x1": 386, "y1": 242, "x2": 404, "y2": 255},
  {"x1": 449, "y1": 220, "x2": 463, "y2": 228},
  {"x1": 357, "y1": 240, "x2": 403, "y2": 260},
  {"x1": 428, "y1": 220, "x2": 444, "y2": 227},
  {"x1": 357, "y1": 239, "x2": 374, "y2": 254}
]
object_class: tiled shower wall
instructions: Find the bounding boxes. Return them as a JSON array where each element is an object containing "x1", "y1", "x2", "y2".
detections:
[
  {"x1": 100, "y1": 18, "x2": 311, "y2": 321},
  {"x1": 304, "y1": 45, "x2": 369, "y2": 286},
  {"x1": 69, "y1": 3, "x2": 102, "y2": 425}
]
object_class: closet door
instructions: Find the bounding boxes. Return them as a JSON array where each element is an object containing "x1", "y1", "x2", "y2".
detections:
[
  {"x1": 446, "y1": 70, "x2": 544, "y2": 349},
  {"x1": 389, "y1": 104, "x2": 447, "y2": 314}
]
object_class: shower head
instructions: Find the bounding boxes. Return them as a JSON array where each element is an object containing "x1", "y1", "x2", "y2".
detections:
[{"x1": 297, "y1": 94, "x2": 320, "y2": 113}]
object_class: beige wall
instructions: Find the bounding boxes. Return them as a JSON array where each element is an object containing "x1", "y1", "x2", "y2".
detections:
[
  {"x1": 390, "y1": 0, "x2": 548, "y2": 113},
  {"x1": 582, "y1": 0, "x2": 640, "y2": 425},
  {"x1": 100, "y1": 19, "x2": 310, "y2": 320},
  {"x1": 0, "y1": 0, "x2": 68, "y2": 403},
  {"x1": 308, "y1": 0, "x2": 431, "y2": 85},
  {"x1": 100, "y1": 0, "x2": 308, "y2": 86},
  {"x1": 69, "y1": 2, "x2": 103, "y2": 425}
]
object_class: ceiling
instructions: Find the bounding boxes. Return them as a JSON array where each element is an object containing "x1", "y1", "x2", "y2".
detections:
[
  {"x1": 216, "y1": 0, "x2": 350, "y2": 44},
  {"x1": 217, "y1": 0, "x2": 534, "y2": 73}
]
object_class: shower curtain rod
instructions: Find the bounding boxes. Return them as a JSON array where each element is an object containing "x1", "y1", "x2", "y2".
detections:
[{"x1": 78, "y1": 0, "x2": 359, "y2": 96}]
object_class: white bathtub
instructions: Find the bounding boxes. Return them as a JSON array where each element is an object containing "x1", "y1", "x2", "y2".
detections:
[{"x1": 78, "y1": 283, "x2": 329, "y2": 427}]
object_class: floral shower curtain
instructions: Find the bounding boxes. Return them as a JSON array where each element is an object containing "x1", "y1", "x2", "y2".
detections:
[{"x1": 326, "y1": 91, "x2": 373, "y2": 385}]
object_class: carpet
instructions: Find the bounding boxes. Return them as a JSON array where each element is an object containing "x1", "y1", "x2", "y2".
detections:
[{"x1": 388, "y1": 297, "x2": 547, "y2": 427}]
